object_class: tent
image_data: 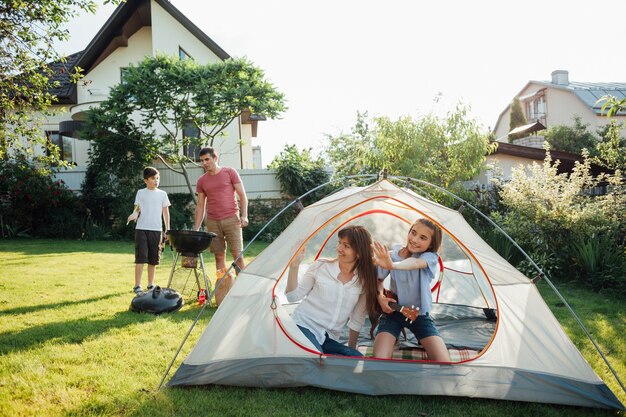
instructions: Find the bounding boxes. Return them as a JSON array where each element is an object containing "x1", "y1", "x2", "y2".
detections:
[{"x1": 165, "y1": 178, "x2": 624, "y2": 409}]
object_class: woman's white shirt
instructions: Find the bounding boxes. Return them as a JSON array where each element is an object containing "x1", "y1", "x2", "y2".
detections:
[{"x1": 286, "y1": 259, "x2": 366, "y2": 345}]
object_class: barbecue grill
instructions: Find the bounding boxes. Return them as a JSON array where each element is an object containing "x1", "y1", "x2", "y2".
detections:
[{"x1": 166, "y1": 230, "x2": 216, "y2": 303}]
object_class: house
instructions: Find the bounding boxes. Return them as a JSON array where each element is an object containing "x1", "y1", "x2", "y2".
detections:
[
  {"x1": 493, "y1": 70, "x2": 626, "y2": 147},
  {"x1": 473, "y1": 71, "x2": 625, "y2": 188},
  {"x1": 35, "y1": 0, "x2": 265, "y2": 192},
  {"x1": 473, "y1": 141, "x2": 611, "y2": 189}
]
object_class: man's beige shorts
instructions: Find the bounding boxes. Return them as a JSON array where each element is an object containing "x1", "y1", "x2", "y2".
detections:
[{"x1": 206, "y1": 215, "x2": 243, "y2": 254}]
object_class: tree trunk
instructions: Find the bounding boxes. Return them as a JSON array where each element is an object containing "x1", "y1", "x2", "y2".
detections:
[{"x1": 180, "y1": 162, "x2": 197, "y2": 204}]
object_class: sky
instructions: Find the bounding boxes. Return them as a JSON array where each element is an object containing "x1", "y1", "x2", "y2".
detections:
[{"x1": 58, "y1": 0, "x2": 626, "y2": 167}]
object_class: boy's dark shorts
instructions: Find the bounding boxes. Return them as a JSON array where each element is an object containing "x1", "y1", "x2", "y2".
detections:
[
  {"x1": 376, "y1": 311, "x2": 441, "y2": 341},
  {"x1": 135, "y1": 230, "x2": 162, "y2": 265}
]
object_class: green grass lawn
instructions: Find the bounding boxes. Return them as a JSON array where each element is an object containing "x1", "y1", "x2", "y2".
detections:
[{"x1": 0, "y1": 239, "x2": 624, "y2": 417}]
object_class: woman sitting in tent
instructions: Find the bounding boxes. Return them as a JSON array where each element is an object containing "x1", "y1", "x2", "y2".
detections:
[
  {"x1": 372, "y1": 218, "x2": 451, "y2": 362},
  {"x1": 286, "y1": 225, "x2": 378, "y2": 356}
]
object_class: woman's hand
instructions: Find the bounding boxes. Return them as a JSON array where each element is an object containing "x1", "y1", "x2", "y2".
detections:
[
  {"x1": 291, "y1": 245, "x2": 306, "y2": 267},
  {"x1": 372, "y1": 241, "x2": 393, "y2": 270},
  {"x1": 286, "y1": 244, "x2": 306, "y2": 294}
]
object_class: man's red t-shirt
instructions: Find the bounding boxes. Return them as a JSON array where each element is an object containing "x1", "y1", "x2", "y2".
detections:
[{"x1": 196, "y1": 167, "x2": 242, "y2": 220}]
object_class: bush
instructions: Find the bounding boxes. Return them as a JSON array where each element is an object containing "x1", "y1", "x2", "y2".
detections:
[
  {"x1": 493, "y1": 149, "x2": 626, "y2": 294},
  {"x1": 268, "y1": 144, "x2": 330, "y2": 205},
  {"x1": 569, "y1": 233, "x2": 626, "y2": 293},
  {"x1": 168, "y1": 193, "x2": 195, "y2": 230},
  {"x1": 244, "y1": 198, "x2": 297, "y2": 242},
  {"x1": 0, "y1": 159, "x2": 86, "y2": 238}
]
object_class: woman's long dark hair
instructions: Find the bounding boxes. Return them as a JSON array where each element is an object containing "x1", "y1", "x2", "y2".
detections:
[{"x1": 337, "y1": 225, "x2": 378, "y2": 316}]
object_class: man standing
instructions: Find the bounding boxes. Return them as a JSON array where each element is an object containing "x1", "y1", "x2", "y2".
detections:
[{"x1": 194, "y1": 147, "x2": 248, "y2": 272}]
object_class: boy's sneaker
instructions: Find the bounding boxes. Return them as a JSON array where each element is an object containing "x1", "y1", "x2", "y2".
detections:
[
  {"x1": 147, "y1": 284, "x2": 155, "y2": 291},
  {"x1": 133, "y1": 286, "x2": 143, "y2": 295}
]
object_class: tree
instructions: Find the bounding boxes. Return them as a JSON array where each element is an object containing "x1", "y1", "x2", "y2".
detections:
[
  {"x1": 544, "y1": 116, "x2": 598, "y2": 155},
  {"x1": 268, "y1": 144, "x2": 330, "y2": 204},
  {"x1": 82, "y1": 54, "x2": 286, "y2": 202},
  {"x1": 598, "y1": 95, "x2": 626, "y2": 118},
  {"x1": 508, "y1": 97, "x2": 528, "y2": 142},
  {"x1": 325, "y1": 104, "x2": 496, "y2": 189},
  {"x1": 0, "y1": 0, "x2": 118, "y2": 166},
  {"x1": 592, "y1": 120, "x2": 626, "y2": 172},
  {"x1": 324, "y1": 111, "x2": 379, "y2": 176}
]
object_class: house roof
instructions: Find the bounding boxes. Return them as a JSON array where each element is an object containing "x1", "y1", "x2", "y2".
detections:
[
  {"x1": 47, "y1": 51, "x2": 82, "y2": 104},
  {"x1": 491, "y1": 141, "x2": 612, "y2": 177},
  {"x1": 527, "y1": 79, "x2": 626, "y2": 115},
  {"x1": 493, "y1": 72, "x2": 626, "y2": 133},
  {"x1": 52, "y1": 0, "x2": 230, "y2": 103}
]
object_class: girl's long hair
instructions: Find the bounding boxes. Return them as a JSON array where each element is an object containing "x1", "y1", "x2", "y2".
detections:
[
  {"x1": 399, "y1": 218, "x2": 443, "y2": 259},
  {"x1": 338, "y1": 225, "x2": 378, "y2": 316}
]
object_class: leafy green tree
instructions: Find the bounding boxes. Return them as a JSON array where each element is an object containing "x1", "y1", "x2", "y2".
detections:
[
  {"x1": 598, "y1": 95, "x2": 626, "y2": 117},
  {"x1": 325, "y1": 104, "x2": 496, "y2": 189},
  {"x1": 80, "y1": 100, "x2": 157, "y2": 237},
  {"x1": 324, "y1": 111, "x2": 379, "y2": 176},
  {"x1": 81, "y1": 54, "x2": 286, "y2": 202},
  {"x1": 0, "y1": 0, "x2": 118, "y2": 166},
  {"x1": 544, "y1": 116, "x2": 598, "y2": 155},
  {"x1": 508, "y1": 97, "x2": 528, "y2": 142},
  {"x1": 268, "y1": 144, "x2": 330, "y2": 204},
  {"x1": 592, "y1": 120, "x2": 626, "y2": 172}
]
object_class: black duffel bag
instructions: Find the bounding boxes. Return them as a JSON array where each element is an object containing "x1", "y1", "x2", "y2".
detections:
[{"x1": 130, "y1": 286, "x2": 184, "y2": 314}]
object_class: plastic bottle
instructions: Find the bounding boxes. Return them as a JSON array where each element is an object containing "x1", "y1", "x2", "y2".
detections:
[{"x1": 198, "y1": 288, "x2": 207, "y2": 306}]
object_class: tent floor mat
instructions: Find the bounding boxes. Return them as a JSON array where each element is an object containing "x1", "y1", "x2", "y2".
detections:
[{"x1": 357, "y1": 345, "x2": 480, "y2": 361}]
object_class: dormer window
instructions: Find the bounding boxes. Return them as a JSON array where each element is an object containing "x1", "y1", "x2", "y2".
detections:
[
  {"x1": 179, "y1": 47, "x2": 192, "y2": 60},
  {"x1": 524, "y1": 90, "x2": 546, "y2": 125}
]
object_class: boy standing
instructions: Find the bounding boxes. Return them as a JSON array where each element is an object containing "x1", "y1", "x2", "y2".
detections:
[{"x1": 127, "y1": 167, "x2": 171, "y2": 294}]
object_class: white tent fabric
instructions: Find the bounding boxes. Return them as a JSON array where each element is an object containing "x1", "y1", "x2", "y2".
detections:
[{"x1": 167, "y1": 180, "x2": 623, "y2": 409}]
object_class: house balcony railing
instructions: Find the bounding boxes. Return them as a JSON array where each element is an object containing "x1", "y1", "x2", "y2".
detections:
[{"x1": 527, "y1": 113, "x2": 546, "y2": 125}]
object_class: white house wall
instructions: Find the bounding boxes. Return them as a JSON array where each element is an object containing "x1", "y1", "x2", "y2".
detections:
[
  {"x1": 150, "y1": 0, "x2": 252, "y2": 169},
  {"x1": 151, "y1": 1, "x2": 221, "y2": 65},
  {"x1": 544, "y1": 87, "x2": 601, "y2": 129},
  {"x1": 494, "y1": 82, "x2": 620, "y2": 140},
  {"x1": 77, "y1": 27, "x2": 153, "y2": 107}
]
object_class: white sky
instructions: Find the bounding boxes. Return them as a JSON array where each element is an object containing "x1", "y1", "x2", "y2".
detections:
[{"x1": 58, "y1": 0, "x2": 626, "y2": 167}]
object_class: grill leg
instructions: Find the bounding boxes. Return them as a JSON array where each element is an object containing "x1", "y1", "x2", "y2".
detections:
[
  {"x1": 198, "y1": 253, "x2": 212, "y2": 307},
  {"x1": 167, "y1": 252, "x2": 180, "y2": 288}
]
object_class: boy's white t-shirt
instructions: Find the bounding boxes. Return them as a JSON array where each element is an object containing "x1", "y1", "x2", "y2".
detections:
[{"x1": 134, "y1": 188, "x2": 171, "y2": 231}]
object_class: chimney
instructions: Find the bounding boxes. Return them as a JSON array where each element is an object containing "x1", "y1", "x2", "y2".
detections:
[{"x1": 551, "y1": 70, "x2": 569, "y2": 86}]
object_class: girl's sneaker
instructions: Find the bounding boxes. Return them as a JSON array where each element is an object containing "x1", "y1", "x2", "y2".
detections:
[
  {"x1": 147, "y1": 284, "x2": 155, "y2": 291},
  {"x1": 133, "y1": 285, "x2": 143, "y2": 294}
]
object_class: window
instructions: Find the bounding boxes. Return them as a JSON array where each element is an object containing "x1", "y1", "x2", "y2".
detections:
[
  {"x1": 179, "y1": 47, "x2": 192, "y2": 61},
  {"x1": 120, "y1": 67, "x2": 129, "y2": 83},
  {"x1": 46, "y1": 131, "x2": 74, "y2": 163},
  {"x1": 524, "y1": 90, "x2": 546, "y2": 124},
  {"x1": 183, "y1": 121, "x2": 201, "y2": 160}
]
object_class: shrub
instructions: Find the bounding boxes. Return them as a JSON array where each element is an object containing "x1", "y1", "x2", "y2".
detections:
[
  {"x1": 168, "y1": 193, "x2": 195, "y2": 230},
  {"x1": 0, "y1": 159, "x2": 86, "y2": 238},
  {"x1": 569, "y1": 233, "x2": 626, "y2": 293},
  {"x1": 268, "y1": 144, "x2": 330, "y2": 205},
  {"x1": 494, "y1": 148, "x2": 625, "y2": 293},
  {"x1": 243, "y1": 198, "x2": 296, "y2": 242}
]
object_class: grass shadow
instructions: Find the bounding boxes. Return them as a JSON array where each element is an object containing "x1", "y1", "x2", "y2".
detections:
[
  {"x1": 0, "y1": 238, "x2": 134, "y2": 255},
  {"x1": 0, "y1": 309, "x2": 161, "y2": 355},
  {"x1": 0, "y1": 291, "x2": 126, "y2": 316}
]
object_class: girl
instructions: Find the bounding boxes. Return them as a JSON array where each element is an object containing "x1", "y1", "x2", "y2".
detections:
[
  {"x1": 372, "y1": 218, "x2": 450, "y2": 361},
  {"x1": 286, "y1": 225, "x2": 378, "y2": 356}
]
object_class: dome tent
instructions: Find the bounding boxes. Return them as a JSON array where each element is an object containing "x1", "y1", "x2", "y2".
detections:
[{"x1": 164, "y1": 178, "x2": 623, "y2": 410}]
